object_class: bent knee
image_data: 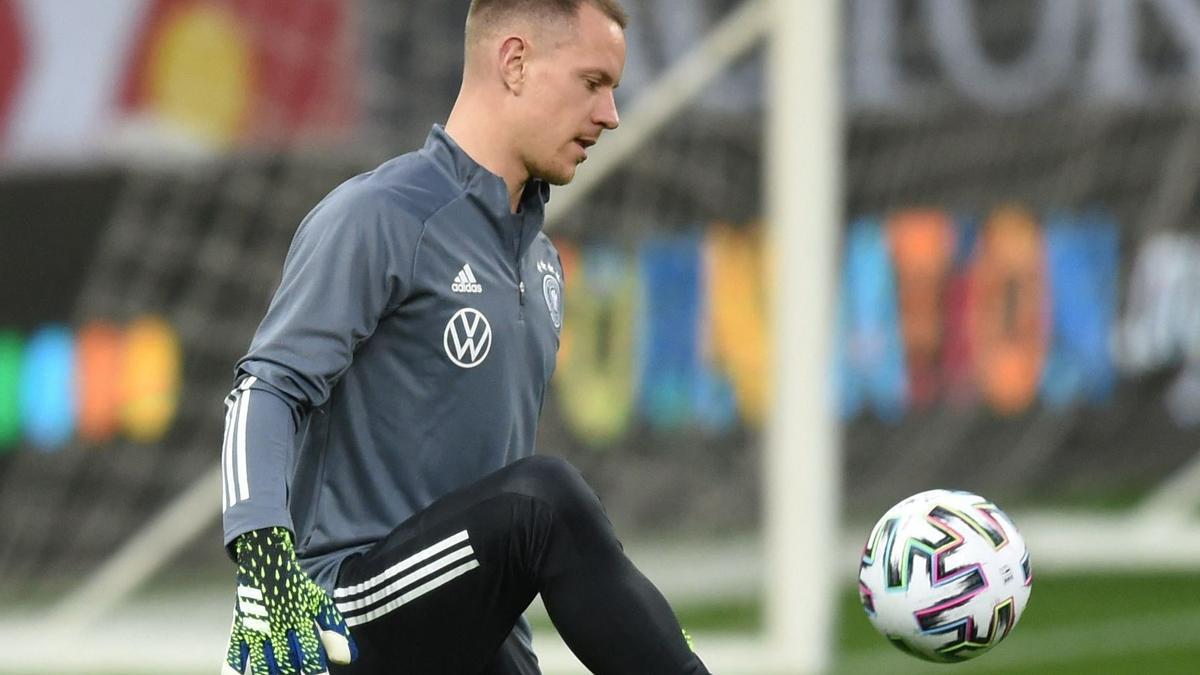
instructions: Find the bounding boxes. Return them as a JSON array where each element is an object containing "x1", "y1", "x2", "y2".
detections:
[{"x1": 505, "y1": 455, "x2": 601, "y2": 519}]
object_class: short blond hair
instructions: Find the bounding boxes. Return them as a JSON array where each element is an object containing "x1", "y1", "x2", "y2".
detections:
[{"x1": 466, "y1": 0, "x2": 628, "y2": 47}]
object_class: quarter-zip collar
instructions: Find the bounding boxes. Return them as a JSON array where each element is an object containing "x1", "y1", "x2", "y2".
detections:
[{"x1": 421, "y1": 124, "x2": 550, "y2": 229}]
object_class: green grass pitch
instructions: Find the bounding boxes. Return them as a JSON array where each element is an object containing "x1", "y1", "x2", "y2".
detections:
[{"x1": 10, "y1": 572, "x2": 1200, "y2": 674}]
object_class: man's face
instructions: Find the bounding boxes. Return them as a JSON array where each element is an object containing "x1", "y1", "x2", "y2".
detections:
[{"x1": 515, "y1": 4, "x2": 626, "y2": 186}]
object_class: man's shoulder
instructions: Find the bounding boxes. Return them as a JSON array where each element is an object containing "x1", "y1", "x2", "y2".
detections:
[
  {"x1": 320, "y1": 149, "x2": 460, "y2": 228},
  {"x1": 363, "y1": 149, "x2": 463, "y2": 223}
]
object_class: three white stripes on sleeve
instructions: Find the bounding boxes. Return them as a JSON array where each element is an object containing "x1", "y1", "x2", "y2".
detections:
[{"x1": 222, "y1": 376, "x2": 258, "y2": 512}]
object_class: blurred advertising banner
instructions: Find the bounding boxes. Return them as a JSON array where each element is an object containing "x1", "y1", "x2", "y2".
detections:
[
  {"x1": 8, "y1": 201, "x2": 1175, "y2": 451},
  {"x1": 848, "y1": 0, "x2": 1200, "y2": 113},
  {"x1": 836, "y1": 209, "x2": 1119, "y2": 421},
  {"x1": 0, "y1": 172, "x2": 184, "y2": 453},
  {"x1": 0, "y1": 0, "x2": 355, "y2": 164},
  {"x1": 549, "y1": 210, "x2": 1200, "y2": 442},
  {"x1": 0, "y1": 318, "x2": 182, "y2": 451}
]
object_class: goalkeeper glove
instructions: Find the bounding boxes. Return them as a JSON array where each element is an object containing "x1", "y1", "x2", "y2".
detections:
[{"x1": 223, "y1": 527, "x2": 358, "y2": 674}]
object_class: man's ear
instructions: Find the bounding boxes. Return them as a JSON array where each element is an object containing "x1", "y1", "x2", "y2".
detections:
[{"x1": 499, "y1": 36, "x2": 527, "y2": 93}]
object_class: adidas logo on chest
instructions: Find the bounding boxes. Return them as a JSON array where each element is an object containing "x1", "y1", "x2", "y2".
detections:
[{"x1": 452, "y1": 263, "x2": 483, "y2": 294}]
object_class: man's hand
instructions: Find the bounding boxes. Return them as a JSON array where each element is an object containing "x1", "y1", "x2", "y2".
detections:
[{"x1": 223, "y1": 527, "x2": 357, "y2": 674}]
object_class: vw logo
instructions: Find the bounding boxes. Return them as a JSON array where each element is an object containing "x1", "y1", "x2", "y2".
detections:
[{"x1": 444, "y1": 308, "x2": 492, "y2": 368}]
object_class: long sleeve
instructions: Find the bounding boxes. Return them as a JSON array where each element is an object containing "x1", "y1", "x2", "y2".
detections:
[
  {"x1": 220, "y1": 376, "x2": 298, "y2": 554},
  {"x1": 220, "y1": 180, "x2": 415, "y2": 555}
]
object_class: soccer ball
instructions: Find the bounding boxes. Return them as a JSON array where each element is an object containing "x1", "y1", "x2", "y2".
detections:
[{"x1": 858, "y1": 489, "x2": 1032, "y2": 663}]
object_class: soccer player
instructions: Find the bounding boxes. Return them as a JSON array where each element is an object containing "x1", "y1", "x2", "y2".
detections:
[{"x1": 220, "y1": 1, "x2": 712, "y2": 673}]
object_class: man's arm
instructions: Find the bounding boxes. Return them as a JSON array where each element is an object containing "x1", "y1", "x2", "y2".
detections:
[
  {"x1": 220, "y1": 180, "x2": 414, "y2": 673},
  {"x1": 220, "y1": 377, "x2": 301, "y2": 556},
  {"x1": 221, "y1": 180, "x2": 413, "y2": 549}
]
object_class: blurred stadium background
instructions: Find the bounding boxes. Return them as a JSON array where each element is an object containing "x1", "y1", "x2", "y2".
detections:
[{"x1": 2, "y1": 0, "x2": 1200, "y2": 672}]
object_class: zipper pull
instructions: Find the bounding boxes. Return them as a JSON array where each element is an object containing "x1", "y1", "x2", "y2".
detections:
[{"x1": 519, "y1": 280, "x2": 526, "y2": 305}]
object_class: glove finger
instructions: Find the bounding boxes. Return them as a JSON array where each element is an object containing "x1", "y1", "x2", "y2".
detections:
[
  {"x1": 316, "y1": 623, "x2": 354, "y2": 665},
  {"x1": 224, "y1": 614, "x2": 250, "y2": 674},
  {"x1": 314, "y1": 594, "x2": 357, "y2": 664},
  {"x1": 287, "y1": 629, "x2": 316, "y2": 674},
  {"x1": 223, "y1": 645, "x2": 250, "y2": 675},
  {"x1": 299, "y1": 624, "x2": 330, "y2": 675},
  {"x1": 313, "y1": 591, "x2": 349, "y2": 632},
  {"x1": 262, "y1": 639, "x2": 287, "y2": 675}
]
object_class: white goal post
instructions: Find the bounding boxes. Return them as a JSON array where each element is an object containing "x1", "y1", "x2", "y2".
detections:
[{"x1": 764, "y1": 0, "x2": 842, "y2": 671}]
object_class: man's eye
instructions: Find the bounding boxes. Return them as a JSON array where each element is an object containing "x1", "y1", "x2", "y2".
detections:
[{"x1": 585, "y1": 80, "x2": 600, "y2": 91}]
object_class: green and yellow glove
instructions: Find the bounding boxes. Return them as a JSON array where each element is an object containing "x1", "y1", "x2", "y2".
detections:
[{"x1": 223, "y1": 527, "x2": 357, "y2": 674}]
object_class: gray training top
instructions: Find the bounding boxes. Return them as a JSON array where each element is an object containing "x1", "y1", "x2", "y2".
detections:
[{"x1": 220, "y1": 125, "x2": 564, "y2": 592}]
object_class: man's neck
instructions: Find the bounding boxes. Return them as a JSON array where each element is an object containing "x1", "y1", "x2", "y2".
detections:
[{"x1": 445, "y1": 101, "x2": 528, "y2": 213}]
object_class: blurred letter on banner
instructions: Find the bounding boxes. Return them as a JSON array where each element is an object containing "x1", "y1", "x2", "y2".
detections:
[
  {"x1": 120, "y1": 317, "x2": 181, "y2": 443},
  {"x1": 0, "y1": 332, "x2": 21, "y2": 449},
  {"x1": 19, "y1": 326, "x2": 75, "y2": 450},
  {"x1": 555, "y1": 243, "x2": 638, "y2": 445},
  {"x1": 77, "y1": 321, "x2": 125, "y2": 443},
  {"x1": 1040, "y1": 213, "x2": 1118, "y2": 408},
  {"x1": 887, "y1": 209, "x2": 955, "y2": 410},
  {"x1": 968, "y1": 207, "x2": 1047, "y2": 415},
  {"x1": 705, "y1": 222, "x2": 770, "y2": 426},
  {"x1": 837, "y1": 216, "x2": 907, "y2": 421},
  {"x1": 638, "y1": 236, "x2": 703, "y2": 430}
]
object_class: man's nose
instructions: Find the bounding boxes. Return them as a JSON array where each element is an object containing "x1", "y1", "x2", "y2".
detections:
[{"x1": 595, "y1": 91, "x2": 619, "y2": 130}]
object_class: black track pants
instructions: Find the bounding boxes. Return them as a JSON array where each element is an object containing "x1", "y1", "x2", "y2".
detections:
[{"x1": 328, "y1": 455, "x2": 712, "y2": 675}]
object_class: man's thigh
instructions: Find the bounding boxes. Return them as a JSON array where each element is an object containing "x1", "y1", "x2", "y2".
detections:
[{"x1": 328, "y1": 460, "x2": 552, "y2": 674}]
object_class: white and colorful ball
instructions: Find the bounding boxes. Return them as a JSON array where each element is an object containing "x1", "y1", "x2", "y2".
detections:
[{"x1": 858, "y1": 489, "x2": 1032, "y2": 663}]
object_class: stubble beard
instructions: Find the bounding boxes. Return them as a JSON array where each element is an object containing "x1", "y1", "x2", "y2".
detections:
[{"x1": 527, "y1": 150, "x2": 578, "y2": 187}]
